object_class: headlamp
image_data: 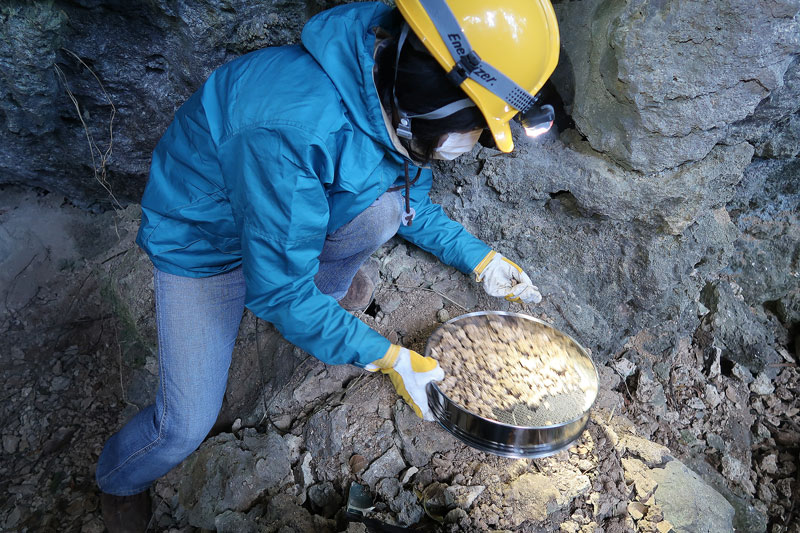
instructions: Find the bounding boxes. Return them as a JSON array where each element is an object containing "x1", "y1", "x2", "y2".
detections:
[{"x1": 517, "y1": 104, "x2": 555, "y2": 138}]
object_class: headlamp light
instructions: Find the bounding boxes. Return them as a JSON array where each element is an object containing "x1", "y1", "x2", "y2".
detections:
[{"x1": 517, "y1": 104, "x2": 555, "y2": 138}]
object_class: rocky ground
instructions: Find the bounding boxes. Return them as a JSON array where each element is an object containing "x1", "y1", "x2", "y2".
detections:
[{"x1": 0, "y1": 184, "x2": 797, "y2": 533}]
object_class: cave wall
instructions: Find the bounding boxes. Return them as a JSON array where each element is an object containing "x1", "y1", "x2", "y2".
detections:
[
  {"x1": 1, "y1": 0, "x2": 798, "y2": 364},
  {"x1": 428, "y1": 0, "x2": 800, "y2": 362},
  {"x1": 0, "y1": 0, "x2": 344, "y2": 209}
]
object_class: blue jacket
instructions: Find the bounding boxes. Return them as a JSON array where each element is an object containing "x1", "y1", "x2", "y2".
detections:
[{"x1": 137, "y1": 2, "x2": 491, "y2": 367}]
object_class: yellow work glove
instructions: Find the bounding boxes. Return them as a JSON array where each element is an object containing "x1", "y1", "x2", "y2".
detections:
[
  {"x1": 366, "y1": 345, "x2": 444, "y2": 421},
  {"x1": 474, "y1": 251, "x2": 542, "y2": 304}
]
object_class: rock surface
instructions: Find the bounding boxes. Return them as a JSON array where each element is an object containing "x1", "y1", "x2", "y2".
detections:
[
  {"x1": 650, "y1": 460, "x2": 735, "y2": 533},
  {"x1": 0, "y1": 0, "x2": 340, "y2": 209},
  {"x1": 554, "y1": 0, "x2": 800, "y2": 173}
]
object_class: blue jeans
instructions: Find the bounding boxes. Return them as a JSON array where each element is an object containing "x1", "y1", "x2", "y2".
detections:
[{"x1": 96, "y1": 191, "x2": 402, "y2": 495}]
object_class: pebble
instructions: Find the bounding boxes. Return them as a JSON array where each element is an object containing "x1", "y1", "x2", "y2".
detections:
[
  {"x1": 704, "y1": 384, "x2": 721, "y2": 408},
  {"x1": 760, "y1": 454, "x2": 778, "y2": 475},
  {"x1": 444, "y1": 508, "x2": 468, "y2": 524},
  {"x1": 732, "y1": 364, "x2": 754, "y2": 384},
  {"x1": 721, "y1": 455, "x2": 748, "y2": 483},
  {"x1": 750, "y1": 373, "x2": 775, "y2": 395},
  {"x1": 706, "y1": 432, "x2": 725, "y2": 452},
  {"x1": 349, "y1": 454, "x2": 368, "y2": 474},
  {"x1": 400, "y1": 466, "x2": 418, "y2": 484},
  {"x1": 437, "y1": 309, "x2": 450, "y2": 322},
  {"x1": 560, "y1": 520, "x2": 580, "y2": 532},
  {"x1": 51, "y1": 376, "x2": 71, "y2": 391},
  {"x1": 4, "y1": 507, "x2": 21, "y2": 529},
  {"x1": 627, "y1": 501, "x2": 647, "y2": 520},
  {"x1": 656, "y1": 520, "x2": 673, "y2": 533},
  {"x1": 613, "y1": 358, "x2": 636, "y2": 378},
  {"x1": 2, "y1": 435, "x2": 19, "y2": 454},
  {"x1": 686, "y1": 397, "x2": 705, "y2": 410}
]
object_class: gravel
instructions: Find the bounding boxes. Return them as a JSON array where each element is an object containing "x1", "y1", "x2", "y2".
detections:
[{"x1": 430, "y1": 314, "x2": 596, "y2": 425}]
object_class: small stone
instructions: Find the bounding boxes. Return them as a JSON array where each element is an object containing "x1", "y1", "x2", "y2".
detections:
[
  {"x1": 381, "y1": 294, "x2": 403, "y2": 314},
  {"x1": 361, "y1": 446, "x2": 406, "y2": 489},
  {"x1": 231, "y1": 418, "x2": 242, "y2": 432},
  {"x1": 725, "y1": 386, "x2": 739, "y2": 403},
  {"x1": 400, "y1": 466, "x2": 418, "y2": 484},
  {"x1": 4, "y1": 506, "x2": 21, "y2": 528},
  {"x1": 376, "y1": 477, "x2": 402, "y2": 500},
  {"x1": 391, "y1": 489, "x2": 424, "y2": 525},
  {"x1": 81, "y1": 516, "x2": 105, "y2": 533},
  {"x1": 437, "y1": 309, "x2": 450, "y2": 322},
  {"x1": 308, "y1": 481, "x2": 342, "y2": 517},
  {"x1": 686, "y1": 397, "x2": 705, "y2": 410},
  {"x1": 293, "y1": 453, "x2": 314, "y2": 488},
  {"x1": 628, "y1": 501, "x2": 647, "y2": 520},
  {"x1": 656, "y1": 520, "x2": 673, "y2": 533},
  {"x1": 2, "y1": 435, "x2": 20, "y2": 454},
  {"x1": 776, "y1": 477, "x2": 793, "y2": 498},
  {"x1": 445, "y1": 484, "x2": 485, "y2": 509},
  {"x1": 732, "y1": 364, "x2": 754, "y2": 384},
  {"x1": 560, "y1": 520, "x2": 580, "y2": 533},
  {"x1": 760, "y1": 454, "x2": 778, "y2": 474},
  {"x1": 613, "y1": 358, "x2": 636, "y2": 378},
  {"x1": 706, "y1": 433, "x2": 725, "y2": 452},
  {"x1": 271, "y1": 414, "x2": 293, "y2": 430},
  {"x1": 349, "y1": 454, "x2": 368, "y2": 474},
  {"x1": 707, "y1": 349, "x2": 721, "y2": 379},
  {"x1": 283, "y1": 434, "x2": 303, "y2": 464},
  {"x1": 634, "y1": 476, "x2": 658, "y2": 501},
  {"x1": 444, "y1": 507, "x2": 468, "y2": 524},
  {"x1": 51, "y1": 376, "x2": 71, "y2": 391},
  {"x1": 704, "y1": 385, "x2": 721, "y2": 408},
  {"x1": 721, "y1": 455, "x2": 747, "y2": 483},
  {"x1": 66, "y1": 498, "x2": 85, "y2": 516},
  {"x1": 750, "y1": 373, "x2": 775, "y2": 395}
]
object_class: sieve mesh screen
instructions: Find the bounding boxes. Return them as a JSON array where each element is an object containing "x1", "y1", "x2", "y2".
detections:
[{"x1": 490, "y1": 389, "x2": 587, "y2": 427}]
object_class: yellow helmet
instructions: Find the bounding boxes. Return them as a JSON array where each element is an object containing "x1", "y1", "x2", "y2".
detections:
[{"x1": 396, "y1": 0, "x2": 560, "y2": 153}]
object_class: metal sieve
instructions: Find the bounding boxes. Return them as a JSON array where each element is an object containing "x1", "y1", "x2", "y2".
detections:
[{"x1": 424, "y1": 311, "x2": 599, "y2": 459}]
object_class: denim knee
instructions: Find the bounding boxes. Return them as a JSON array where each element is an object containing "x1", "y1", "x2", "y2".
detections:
[
  {"x1": 363, "y1": 190, "x2": 403, "y2": 248},
  {"x1": 157, "y1": 410, "x2": 217, "y2": 462}
]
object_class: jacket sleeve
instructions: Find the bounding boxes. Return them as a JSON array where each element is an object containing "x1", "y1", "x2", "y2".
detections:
[
  {"x1": 218, "y1": 125, "x2": 390, "y2": 367},
  {"x1": 397, "y1": 166, "x2": 491, "y2": 274}
]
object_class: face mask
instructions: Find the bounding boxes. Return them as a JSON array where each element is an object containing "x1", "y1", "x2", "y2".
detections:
[{"x1": 432, "y1": 129, "x2": 482, "y2": 160}]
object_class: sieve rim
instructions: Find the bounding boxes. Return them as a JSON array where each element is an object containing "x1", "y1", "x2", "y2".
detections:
[{"x1": 424, "y1": 310, "x2": 600, "y2": 458}]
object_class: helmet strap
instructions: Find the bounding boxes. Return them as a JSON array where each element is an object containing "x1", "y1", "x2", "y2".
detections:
[
  {"x1": 392, "y1": 23, "x2": 476, "y2": 141},
  {"x1": 417, "y1": 0, "x2": 539, "y2": 114}
]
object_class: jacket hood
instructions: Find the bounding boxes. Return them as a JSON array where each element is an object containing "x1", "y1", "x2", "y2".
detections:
[{"x1": 301, "y1": 3, "x2": 399, "y2": 153}]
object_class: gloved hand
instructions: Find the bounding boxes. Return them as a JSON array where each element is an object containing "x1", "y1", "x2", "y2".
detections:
[
  {"x1": 366, "y1": 345, "x2": 444, "y2": 421},
  {"x1": 474, "y1": 251, "x2": 542, "y2": 304}
]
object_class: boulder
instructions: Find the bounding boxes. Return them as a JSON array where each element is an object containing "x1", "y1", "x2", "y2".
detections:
[
  {"x1": 553, "y1": 0, "x2": 800, "y2": 173},
  {"x1": 650, "y1": 460, "x2": 736, "y2": 533},
  {"x1": 177, "y1": 429, "x2": 292, "y2": 529}
]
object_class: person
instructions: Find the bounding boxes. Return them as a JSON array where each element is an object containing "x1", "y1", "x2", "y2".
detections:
[{"x1": 96, "y1": 0, "x2": 560, "y2": 530}]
